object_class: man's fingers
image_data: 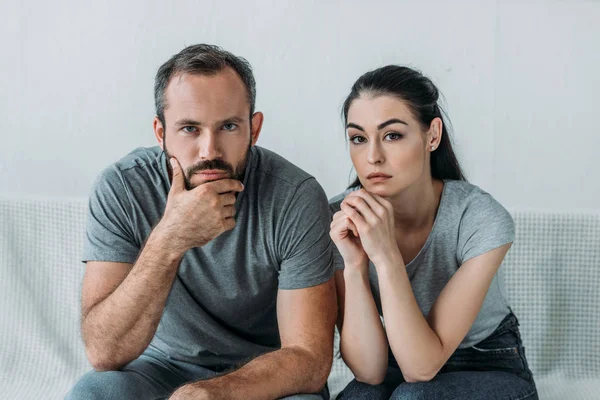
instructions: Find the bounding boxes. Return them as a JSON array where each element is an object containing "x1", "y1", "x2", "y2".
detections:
[
  {"x1": 203, "y1": 178, "x2": 244, "y2": 194},
  {"x1": 223, "y1": 217, "x2": 236, "y2": 232},
  {"x1": 169, "y1": 158, "x2": 185, "y2": 193},
  {"x1": 219, "y1": 192, "x2": 237, "y2": 207},
  {"x1": 223, "y1": 205, "x2": 236, "y2": 218}
]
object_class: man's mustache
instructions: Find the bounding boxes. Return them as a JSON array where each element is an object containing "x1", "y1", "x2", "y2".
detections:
[{"x1": 186, "y1": 159, "x2": 234, "y2": 177}]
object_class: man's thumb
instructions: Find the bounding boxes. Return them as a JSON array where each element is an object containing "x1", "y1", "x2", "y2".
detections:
[{"x1": 170, "y1": 158, "x2": 185, "y2": 192}]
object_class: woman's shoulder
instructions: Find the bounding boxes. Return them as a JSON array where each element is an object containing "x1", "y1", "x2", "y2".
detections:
[
  {"x1": 444, "y1": 179, "x2": 487, "y2": 198},
  {"x1": 443, "y1": 180, "x2": 515, "y2": 263},
  {"x1": 443, "y1": 179, "x2": 514, "y2": 234},
  {"x1": 444, "y1": 180, "x2": 507, "y2": 213}
]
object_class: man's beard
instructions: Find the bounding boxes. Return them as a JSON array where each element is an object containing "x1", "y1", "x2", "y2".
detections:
[{"x1": 163, "y1": 137, "x2": 251, "y2": 190}]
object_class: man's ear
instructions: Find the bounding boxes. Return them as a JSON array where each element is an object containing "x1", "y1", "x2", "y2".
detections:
[
  {"x1": 250, "y1": 112, "x2": 264, "y2": 146},
  {"x1": 154, "y1": 116, "x2": 165, "y2": 150}
]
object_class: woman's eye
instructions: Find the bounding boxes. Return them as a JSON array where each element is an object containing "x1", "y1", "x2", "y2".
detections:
[
  {"x1": 385, "y1": 132, "x2": 403, "y2": 141},
  {"x1": 223, "y1": 123, "x2": 238, "y2": 131},
  {"x1": 350, "y1": 135, "x2": 366, "y2": 144},
  {"x1": 182, "y1": 126, "x2": 198, "y2": 133}
]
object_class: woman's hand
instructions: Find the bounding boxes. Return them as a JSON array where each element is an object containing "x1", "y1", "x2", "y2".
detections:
[
  {"x1": 330, "y1": 209, "x2": 369, "y2": 271},
  {"x1": 340, "y1": 189, "x2": 403, "y2": 267}
]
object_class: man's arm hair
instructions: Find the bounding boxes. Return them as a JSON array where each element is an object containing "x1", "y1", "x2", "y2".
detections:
[
  {"x1": 81, "y1": 229, "x2": 182, "y2": 371},
  {"x1": 171, "y1": 279, "x2": 337, "y2": 400}
]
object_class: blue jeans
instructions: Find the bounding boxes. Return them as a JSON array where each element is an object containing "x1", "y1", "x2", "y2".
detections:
[
  {"x1": 337, "y1": 312, "x2": 538, "y2": 399},
  {"x1": 65, "y1": 346, "x2": 329, "y2": 400}
]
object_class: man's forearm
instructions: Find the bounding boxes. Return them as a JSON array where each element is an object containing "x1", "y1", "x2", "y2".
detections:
[
  {"x1": 171, "y1": 347, "x2": 330, "y2": 400},
  {"x1": 82, "y1": 227, "x2": 183, "y2": 370}
]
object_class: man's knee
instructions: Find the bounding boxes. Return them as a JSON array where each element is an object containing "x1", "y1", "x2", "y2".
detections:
[{"x1": 65, "y1": 369, "x2": 151, "y2": 400}]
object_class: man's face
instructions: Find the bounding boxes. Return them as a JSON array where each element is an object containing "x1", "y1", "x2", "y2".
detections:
[{"x1": 154, "y1": 68, "x2": 262, "y2": 189}]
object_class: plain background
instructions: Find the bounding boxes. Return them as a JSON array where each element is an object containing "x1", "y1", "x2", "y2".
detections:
[{"x1": 1, "y1": 0, "x2": 598, "y2": 210}]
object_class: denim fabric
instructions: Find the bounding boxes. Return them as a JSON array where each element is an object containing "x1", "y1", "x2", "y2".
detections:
[
  {"x1": 337, "y1": 312, "x2": 538, "y2": 400},
  {"x1": 65, "y1": 346, "x2": 329, "y2": 400}
]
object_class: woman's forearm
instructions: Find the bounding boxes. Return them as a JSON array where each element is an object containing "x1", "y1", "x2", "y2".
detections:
[
  {"x1": 376, "y1": 257, "x2": 444, "y2": 382},
  {"x1": 340, "y1": 268, "x2": 389, "y2": 384}
]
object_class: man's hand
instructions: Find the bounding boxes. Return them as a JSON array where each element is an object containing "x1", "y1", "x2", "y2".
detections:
[
  {"x1": 156, "y1": 157, "x2": 244, "y2": 253},
  {"x1": 169, "y1": 384, "x2": 211, "y2": 400},
  {"x1": 169, "y1": 381, "x2": 229, "y2": 400}
]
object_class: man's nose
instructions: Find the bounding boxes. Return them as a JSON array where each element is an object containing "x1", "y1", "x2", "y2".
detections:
[{"x1": 198, "y1": 131, "x2": 222, "y2": 160}]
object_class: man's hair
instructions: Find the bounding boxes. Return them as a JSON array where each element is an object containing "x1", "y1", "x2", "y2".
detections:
[{"x1": 154, "y1": 44, "x2": 256, "y2": 127}]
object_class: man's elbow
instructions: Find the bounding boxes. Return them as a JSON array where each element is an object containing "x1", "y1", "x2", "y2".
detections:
[
  {"x1": 301, "y1": 349, "x2": 333, "y2": 393},
  {"x1": 84, "y1": 343, "x2": 128, "y2": 372},
  {"x1": 86, "y1": 352, "x2": 117, "y2": 372},
  {"x1": 86, "y1": 351, "x2": 118, "y2": 372}
]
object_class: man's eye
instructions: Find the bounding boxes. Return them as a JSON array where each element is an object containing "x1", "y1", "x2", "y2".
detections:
[
  {"x1": 182, "y1": 126, "x2": 198, "y2": 133},
  {"x1": 223, "y1": 123, "x2": 238, "y2": 131}
]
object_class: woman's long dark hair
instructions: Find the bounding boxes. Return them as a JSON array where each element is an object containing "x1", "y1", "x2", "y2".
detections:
[{"x1": 342, "y1": 65, "x2": 466, "y2": 188}]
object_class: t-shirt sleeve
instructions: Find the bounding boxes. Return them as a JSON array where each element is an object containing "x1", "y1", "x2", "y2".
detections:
[
  {"x1": 277, "y1": 178, "x2": 334, "y2": 290},
  {"x1": 457, "y1": 191, "x2": 515, "y2": 265},
  {"x1": 82, "y1": 165, "x2": 140, "y2": 264}
]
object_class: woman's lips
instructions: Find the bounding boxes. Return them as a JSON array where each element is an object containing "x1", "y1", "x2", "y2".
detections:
[{"x1": 367, "y1": 173, "x2": 392, "y2": 182}]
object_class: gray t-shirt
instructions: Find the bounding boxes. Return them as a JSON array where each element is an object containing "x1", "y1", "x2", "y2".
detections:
[
  {"x1": 83, "y1": 145, "x2": 334, "y2": 368},
  {"x1": 329, "y1": 180, "x2": 515, "y2": 348}
]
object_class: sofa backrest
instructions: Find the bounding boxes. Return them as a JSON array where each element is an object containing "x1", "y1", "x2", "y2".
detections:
[
  {"x1": 503, "y1": 211, "x2": 600, "y2": 379},
  {"x1": 0, "y1": 197, "x2": 90, "y2": 397},
  {"x1": 1, "y1": 197, "x2": 598, "y2": 397}
]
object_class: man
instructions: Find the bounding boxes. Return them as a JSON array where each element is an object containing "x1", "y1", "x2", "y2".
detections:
[{"x1": 66, "y1": 44, "x2": 336, "y2": 400}]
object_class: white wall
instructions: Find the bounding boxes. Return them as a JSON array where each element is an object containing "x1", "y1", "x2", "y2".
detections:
[{"x1": 1, "y1": 0, "x2": 598, "y2": 210}]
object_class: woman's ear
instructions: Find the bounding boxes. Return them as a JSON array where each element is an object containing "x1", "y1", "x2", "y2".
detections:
[{"x1": 427, "y1": 117, "x2": 443, "y2": 152}]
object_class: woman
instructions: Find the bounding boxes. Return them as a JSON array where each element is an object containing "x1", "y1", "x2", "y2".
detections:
[{"x1": 330, "y1": 66, "x2": 538, "y2": 399}]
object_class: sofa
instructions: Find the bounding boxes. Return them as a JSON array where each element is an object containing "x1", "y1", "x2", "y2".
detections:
[{"x1": 1, "y1": 196, "x2": 599, "y2": 399}]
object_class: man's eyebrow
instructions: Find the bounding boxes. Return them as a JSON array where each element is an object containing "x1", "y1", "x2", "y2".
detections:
[
  {"x1": 377, "y1": 118, "x2": 408, "y2": 130},
  {"x1": 174, "y1": 118, "x2": 202, "y2": 127},
  {"x1": 217, "y1": 116, "x2": 245, "y2": 125},
  {"x1": 174, "y1": 117, "x2": 246, "y2": 127}
]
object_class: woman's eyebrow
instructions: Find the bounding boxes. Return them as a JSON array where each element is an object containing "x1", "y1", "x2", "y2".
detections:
[{"x1": 377, "y1": 118, "x2": 408, "y2": 130}]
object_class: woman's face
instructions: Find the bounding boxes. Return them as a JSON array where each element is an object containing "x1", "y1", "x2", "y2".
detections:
[{"x1": 346, "y1": 94, "x2": 435, "y2": 198}]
